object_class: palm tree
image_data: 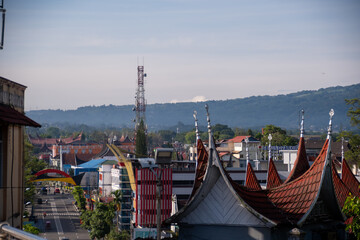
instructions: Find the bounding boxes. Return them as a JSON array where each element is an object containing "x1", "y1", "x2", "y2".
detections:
[{"x1": 112, "y1": 190, "x2": 122, "y2": 232}]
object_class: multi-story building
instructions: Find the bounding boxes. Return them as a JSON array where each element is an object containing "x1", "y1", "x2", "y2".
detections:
[{"x1": 0, "y1": 76, "x2": 40, "y2": 229}]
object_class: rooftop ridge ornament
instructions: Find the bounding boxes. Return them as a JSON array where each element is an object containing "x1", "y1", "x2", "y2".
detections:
[
  {"x1": 205, "y1": 104, "x2": 211, "y2": 134},
  {"x1": 341, "y1": 137, "x2": 344, "y2": 160},
  {"x1": 341, "y1": 137, "x2": 344, "y2": 174},
  {"x1": 245, "y1": 137, "x2": 249, "y2": 185},
  {"x1": 300, "y1": 109, "x2": 305, "y2": 138},
  {"x1": 193, "y1": 110, "x2": 200, "y2": 145},
  {"x1": 327, "y1": 109, "x2": 334, "y2": 140},
  {"x1": 268, "y1": 134, "x2": 272, "y2": 161}
]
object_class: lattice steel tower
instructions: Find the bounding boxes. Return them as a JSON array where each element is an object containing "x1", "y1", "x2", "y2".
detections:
[{"x1": 134, "y1": 65, "x2": 147, "y2": 130}]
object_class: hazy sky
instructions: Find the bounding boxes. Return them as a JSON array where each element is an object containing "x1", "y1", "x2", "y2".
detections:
[{"x1": 1, "y1": 0, "x2": 359, "y2": 110}]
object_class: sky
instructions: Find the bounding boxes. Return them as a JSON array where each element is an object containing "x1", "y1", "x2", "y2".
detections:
[{"x1": 0, "y1": 0, "x2": 359, "y2": 111}]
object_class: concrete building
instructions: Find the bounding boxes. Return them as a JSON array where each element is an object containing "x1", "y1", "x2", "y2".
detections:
[{"x1": 0, "y1": 76, "x2": 40, "y2": 229}]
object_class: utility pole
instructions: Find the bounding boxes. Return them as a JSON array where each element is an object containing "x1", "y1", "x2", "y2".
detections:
[{"x1": 0, "y1": 0, "x2": 5, "y2": 50}]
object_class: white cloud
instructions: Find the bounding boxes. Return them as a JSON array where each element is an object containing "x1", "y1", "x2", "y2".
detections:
[{"x1": 171, "y1": 95, "x2": 207, "y2": 103}]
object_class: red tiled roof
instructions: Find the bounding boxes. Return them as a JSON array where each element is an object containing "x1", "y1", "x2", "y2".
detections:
[
  {"x1": 332, "y1": 160, "x2": 351, "y2": 208},
  {"x1": 62, "y1": 152, "x2": 98, "y2": 165},
  {"x1": 227, "y1": 136, "x2": 250, "y2": 143},
  {"x1": 0, "y1": 104, "x2": 41, "y2": 127},
  {"x1": 284, "y1": 137, "x2": 309, "y2": 184},
  {"x1": 29, "y1": 133, "x2": 82, "y2": 146},
  {"x1": 267, "y1": 139, "x2": 330, "y2": 224},
  {"x1": 341, "y1": 159, "x2": 360, "y2": 198},
  {"x1": 189, "y1": 139, "x2": 209, "y2": 200},
  {"x1": 229, "y1": 180, "x2": 289, "y2": 224},
  {"x1": 245, "y1": 162, "x2": 262, "y2": 190},
  {"x1": 266, "y1": 158, "x2": 283, "y2": 189}
]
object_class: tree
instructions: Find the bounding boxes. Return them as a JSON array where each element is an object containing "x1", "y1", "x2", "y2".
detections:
[
  {"x1": 23, "y1": 224, "x2": 40, "y2": 235},
  {"x1": 342, "y1": 194, "x2": 360, "y2": 239},
  {"x1": 339, "y1": 131, "x2": 360, "y2": 167},
  {"x1": 212, "y1": 124, "x2": 234, "y2": 140},
  {"x1": 105, "y1": 229, "x2": 130, "y2": 240},
  {"x1": 82, "y1": 201, "x2": 115, "y2": 240},
  {"x1": 342, "y1": 98, "x2": 360, "y2": 239},
  {"x1": 24, "y1": 136, "x2": 47, "y2": 203},
  {"x1": 185, "y1": 131, "x2": 196, "y2": 144},
  {"x1": 135, "y1": 120, "x2": 147, "y2": 157},
  {"x1": 112, "y1": 190, "x2": 123, "y2": 232},
  {"x1": 72, "y1": 186, "x2": 86, "y2": 212},
  {"x1": 346, "y1": 98, "x2": 360, "y2": 127},
  {"x1": 260, "y1": 125, "x2": 297, "y2": 146},
  {"x1": 340, "y1": 98, "x2": 360, "y2": 168}
]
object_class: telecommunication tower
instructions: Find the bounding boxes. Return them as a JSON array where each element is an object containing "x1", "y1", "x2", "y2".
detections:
[{"x1": 133, "y1": 65, "x2": 147, "y2": 130}]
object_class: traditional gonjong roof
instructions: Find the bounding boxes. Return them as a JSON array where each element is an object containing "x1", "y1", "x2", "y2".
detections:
[
  {"x1": 284, "y1": 110, "x2": 309, "y2": 184},
  {"x1": 283, "y1": 137, "x2": 309, "y2": 184},
  {"x1": 245, "y1": 162, "x2": 262, "y2": 190},
  {"x1": 266, "y1": 158, "x2": 282, "y2": 189},
  {"x1": 167, "y1": 108, "x2": 346, "y2": 230},
  {"x1": 341, "y1": 158, "x2": 360, "y2": 198},
  {"x1": 188, "y1": 139, "x2": 209, "y2": 200}
]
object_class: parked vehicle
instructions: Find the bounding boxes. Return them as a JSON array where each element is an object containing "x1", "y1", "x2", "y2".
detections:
[
  {"x1": 41, "y1": 187, "x2": 47, "y2": 195},
  {"x1": 54, "y1": 188, "x2": 60, "y2": 194},
  {"x1": 37, "y1": 198, "x2": 42, "y2": 204}
]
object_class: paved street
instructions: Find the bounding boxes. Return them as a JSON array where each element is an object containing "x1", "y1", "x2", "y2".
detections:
[{"x1": 33, "y1": 188, "x2": 90, "y2": 240}]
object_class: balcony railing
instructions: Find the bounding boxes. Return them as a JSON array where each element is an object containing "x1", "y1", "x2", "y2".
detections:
[{"x1": 0, "y1": 222, "x2": 46, "y2": 240}]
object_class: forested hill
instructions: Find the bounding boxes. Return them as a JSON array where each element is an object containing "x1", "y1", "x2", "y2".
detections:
[{"x1": 27, "y1": 84, "x2": 360, "y2": 131}]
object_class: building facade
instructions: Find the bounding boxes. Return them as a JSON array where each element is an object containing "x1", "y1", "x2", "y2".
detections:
[{"x1": 0, "y1": 77, "x2": 40, "y2": 229}]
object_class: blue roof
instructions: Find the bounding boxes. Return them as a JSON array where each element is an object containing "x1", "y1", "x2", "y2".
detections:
[{"x1": 77, "y1": 158, "x2": 107, "y2": 168}]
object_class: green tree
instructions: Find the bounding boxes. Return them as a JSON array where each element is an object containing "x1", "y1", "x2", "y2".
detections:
[
  {"x1": 346, "y1": 98, "x2": 360, "y2": 127},
  {"x1": 234, "y1": 127, "x2": 248, "y2": 136},
  {"x1": 105, "y1": 229, "x2": 130, "y2": 240},
  {"x1": 261, "y1": 125, "x2": 297, "y2": 146},
  {"x1": 212, "y1": 124, "x2": 234, "y2": 140},
  {"x1": 339, "y1": 131, "x2": 360, "y2": 166},
  {"x1": 85, "y1": 202, "x2": 115, "y2": 240},
  {"x1": 24, "y1": 136, "x2": 47, "y2": 203},
  {"x1": 42, "y1": 126, "x2": 61, "y2": 138},
  {"x1": 340, "y1": 98, "x2": 360, "y2": 167},
  {"x1": 342, "y1": 194, "x2": 360, "y2": 239},
  {"x1": 185, "y1": 131, "x2": 196, "y2": 144},
  {"x1": 112, "y1": 190, "x2": 123, "y2": 232},
  {"x1": 23, "y1": 224, "x2": 40, "y2": 235},
  {"x1": 135, "y1": 120, "x2": 147, "y2": 157},
  {"x1": 72, "y1": 186, "x2": 87, "y2": 212},
  {"x1": 174, "y1": 132, "x2": 186, "y2": 143}
]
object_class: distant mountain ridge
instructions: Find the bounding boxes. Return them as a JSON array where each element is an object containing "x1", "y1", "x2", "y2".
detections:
[{"x1": 26, "y1": 84, "x2": 360, "y2": 131}]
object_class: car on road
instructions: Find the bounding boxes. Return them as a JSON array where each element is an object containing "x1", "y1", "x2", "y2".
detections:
[
  {"x1": 41, "y1": 187, "x2": 47, "y2": 195},
  {"x1": 54, "y1": 188, "x2": 60, "y2": 194},
  {"x1": 45, "y1": 221, "x2": 51, "y2": 230},
  {"x1": 37, "y1": 198, "x2": 42, "y2": 204}
]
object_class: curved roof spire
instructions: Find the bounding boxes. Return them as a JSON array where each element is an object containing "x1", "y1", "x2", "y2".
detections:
[
  {"x1": 205, "y1": 104, "x2": 211, "y2": 136},
  {"x1": 245, "y1": 162, "x2": 262, "y2": 190},
  {"x1": 300, "y1": 109, "x2": 305, "y2": 138},
  {"x1": 266, "y1": 158, "x2": 282, "y2": 189},
  {"x1": 327, "y1": 109, "x2": 334, "y2": 140},
  {"x1": 193, "y1": 110, "x2": 200, "y2": 147},
  {"x1": 284, "y1": 110, "x2": 309, "y2": 184}
]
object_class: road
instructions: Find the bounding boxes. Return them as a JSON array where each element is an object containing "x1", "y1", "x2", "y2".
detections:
[{"x1": 33, "y1": 188, "x2": 90, "y2": 240}]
